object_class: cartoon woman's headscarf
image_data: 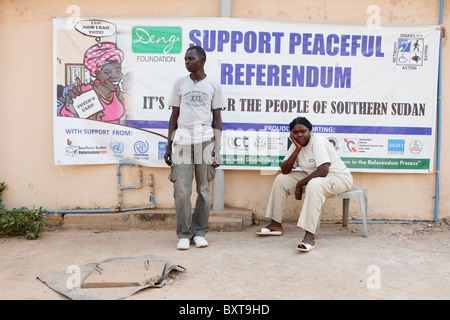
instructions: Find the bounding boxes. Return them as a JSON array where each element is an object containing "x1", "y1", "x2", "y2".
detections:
[{"x1": 84, "y1": 42, "x2": 124, "y2": 76}]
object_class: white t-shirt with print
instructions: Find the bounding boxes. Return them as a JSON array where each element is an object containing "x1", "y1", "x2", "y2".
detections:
[
  {"x1": 168, "y1": 75, "x2": 224, "y2": 145},
  {"x1": 284, "y1": 133, "x2": 351, "y2": 176}
]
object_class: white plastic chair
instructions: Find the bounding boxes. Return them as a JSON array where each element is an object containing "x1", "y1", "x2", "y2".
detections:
[{"x1": 317, "y1": 188, "x2": 369, "y2": 237}]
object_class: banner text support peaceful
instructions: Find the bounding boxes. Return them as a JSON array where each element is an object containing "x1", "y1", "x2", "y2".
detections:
[{"x1": 189, "y1": 30, "x2": 384, "y2": 57}]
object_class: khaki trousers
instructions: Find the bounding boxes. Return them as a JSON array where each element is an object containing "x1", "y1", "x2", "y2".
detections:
[
  {"x1": 169, "y1": 139, "x2": 216, "y2": 239},
  {"x1": 266, "y1": 171, "x2": 353, "y2": 234}
]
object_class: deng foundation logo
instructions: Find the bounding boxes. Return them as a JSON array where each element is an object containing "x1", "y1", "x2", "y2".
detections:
[
  {"x1": 393, "y1": 35, "x2": 428, "y2": 70},
  {"x1": 132, "y1": 26, "x2": 182, "y2": 54}
]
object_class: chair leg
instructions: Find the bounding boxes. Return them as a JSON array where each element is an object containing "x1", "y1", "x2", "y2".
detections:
[
  {"x1": 364, "y1": 189, "x2": 368, "y2": 220},
  {"x1": 358, "y1": 192, "x2": 369, "y2": 237},
  {"x1": 342, "y1": 199, "x2": 350, "y2": 227}
]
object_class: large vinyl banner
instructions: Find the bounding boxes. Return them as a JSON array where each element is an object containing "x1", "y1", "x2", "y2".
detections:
[{"x1": 53, "y1": 17, "x2": 440, "y2": 172}]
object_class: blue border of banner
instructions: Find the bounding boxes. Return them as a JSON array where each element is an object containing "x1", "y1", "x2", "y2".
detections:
[{"x1": 122, "y1": 120, "x2": 432, "y2": 135}]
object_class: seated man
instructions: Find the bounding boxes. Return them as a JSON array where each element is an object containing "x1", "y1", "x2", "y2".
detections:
[{"x1": 256, "y1": 117, "x2": 353, "y2": 252}]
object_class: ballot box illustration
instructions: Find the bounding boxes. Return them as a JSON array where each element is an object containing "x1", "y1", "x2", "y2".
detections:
[{"x1": 66, "y1": 145, "x2": 79, "y2": 157}]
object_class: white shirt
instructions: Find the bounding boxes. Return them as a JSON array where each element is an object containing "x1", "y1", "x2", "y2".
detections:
[
  {"x1": 284, "y1": 133, "x2": 351, "y2": 176},
  {"x1": 168, "y1": 75, "x2": 224, "y2": 145}
]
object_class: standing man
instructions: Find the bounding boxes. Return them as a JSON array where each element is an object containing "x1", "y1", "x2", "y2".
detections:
[{"x1": 164, "y1": 46, "x2": 224, "y2": 250}]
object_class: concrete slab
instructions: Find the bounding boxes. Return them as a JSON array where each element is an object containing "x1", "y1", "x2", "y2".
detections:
[{"x1": 55, "y1": 208, "x2": 255, "y2": 232}]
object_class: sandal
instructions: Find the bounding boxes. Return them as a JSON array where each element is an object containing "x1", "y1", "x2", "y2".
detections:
[
  {"x1": 255, "y1": 227, "x2": 282, "y2": 236},
  {"x1": 297, "y1": 241, "x2": 315, "y2": 252}
]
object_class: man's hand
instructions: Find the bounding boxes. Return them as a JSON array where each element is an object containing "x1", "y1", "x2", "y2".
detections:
[
  {"x1": 164, "y1": 147, "x2": 172, "y2": 166},
  {"x1": 295, "y1": 182, "x2": 304, "y2": 200},
  {"x1": 212, "y1": 147, "x2": 221, "y2": 168},
  {"x1": 165, "y1": 107, "x2": 179, "y2": 167}
]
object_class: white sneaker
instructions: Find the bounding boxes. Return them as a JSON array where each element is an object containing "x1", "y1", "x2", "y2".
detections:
[
  {"x1": 177, "y1": 238, "x2": 190, "y2": 250},
  {"x1": 193, "y1": 236, "x2": 208, "y2": 248}
]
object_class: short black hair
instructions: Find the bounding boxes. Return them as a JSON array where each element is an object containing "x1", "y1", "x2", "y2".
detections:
[
  {"x1": 187, "y1": 45, "x2": 206, "y2": 60},
  {"x1": 289, "y1": 117, "x2": 312, "y2": 131}
]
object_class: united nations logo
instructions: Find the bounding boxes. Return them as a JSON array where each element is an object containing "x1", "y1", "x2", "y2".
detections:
[{"x1": 110, "y1": 141, "x2": 124, "y2": 154}]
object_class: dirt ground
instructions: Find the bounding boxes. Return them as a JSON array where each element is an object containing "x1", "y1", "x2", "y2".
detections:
[{"x1": 0, "y1": 220, "x2": 449, "y2": 300}]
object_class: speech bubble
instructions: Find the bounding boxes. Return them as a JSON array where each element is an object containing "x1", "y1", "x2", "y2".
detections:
[{"x1": 75, "y1": 19, "x2": 117, "y2": 40}]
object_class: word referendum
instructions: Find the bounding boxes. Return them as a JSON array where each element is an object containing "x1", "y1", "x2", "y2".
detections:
[{"x1": 221, "y1": 64, "x2": 352, "y2": 88}]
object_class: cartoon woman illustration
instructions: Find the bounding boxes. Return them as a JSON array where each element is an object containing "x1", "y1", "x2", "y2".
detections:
[{"x1": 60, "y1": 42, "x2": 125, "y2": 124}]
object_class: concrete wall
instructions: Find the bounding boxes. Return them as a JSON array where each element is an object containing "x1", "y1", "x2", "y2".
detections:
[{"x1": 0, "y1": 0, "x2": 448, "y2": 222}]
